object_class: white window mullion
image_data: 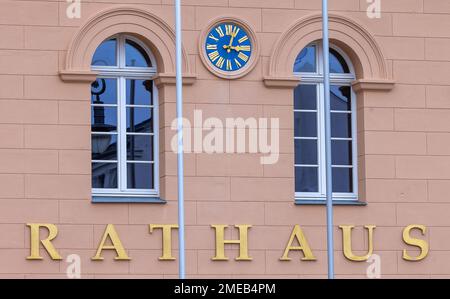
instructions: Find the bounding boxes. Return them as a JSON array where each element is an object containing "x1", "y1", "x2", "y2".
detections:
[
  {"x1": 118, "y1": 37, "x2": 127, "y2": 192},
  {"x1": 317, "y1": 42, "x2": 326, "y2": 197},
  {"x1": 118, "y1": 35, "x2": 125, "y2": 68},
  {"x1": 351, "y1": 88, "x2": 359, "y2": 198},
  {"x1": 317, "y1": 43, "x2": 323, "y2": 76},
  {"x1": 317, "y1": 83, "x2": 327, "y2": 197},
  {"x1": 119, "y1": 76, "x2": 128, "y2": 192},
  {"x1": 152, "y1": 82, "x2": 160, "y2": 196}
]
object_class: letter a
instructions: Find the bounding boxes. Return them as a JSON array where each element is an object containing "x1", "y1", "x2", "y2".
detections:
[
  {"x1": 92, "y1": 224, "x2": 130, "y2": 261},
  {"x1": 280, "y1": 225, "x2": 316, "y2": 261}
]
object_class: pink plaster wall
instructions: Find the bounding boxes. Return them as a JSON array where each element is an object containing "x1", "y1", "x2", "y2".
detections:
[{"x1": 0, "y1": 0, "x2": 449, "y2": 279}]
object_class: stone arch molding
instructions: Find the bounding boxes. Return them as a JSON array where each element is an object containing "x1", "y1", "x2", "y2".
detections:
[
  {"x1": 60, "y1": 6, "x2": 196, "y2": 85},
  {"x1": 264, "y1": 13, "x2": 394, "y2": 91}
]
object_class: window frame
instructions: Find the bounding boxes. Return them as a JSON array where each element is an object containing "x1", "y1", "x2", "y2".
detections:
[
  {"x1": 294, "y1": 42, "x2": 358, "y2": 202},
  {"x1": 91, "y1": 34, "x2": 160, "y2": 199}
]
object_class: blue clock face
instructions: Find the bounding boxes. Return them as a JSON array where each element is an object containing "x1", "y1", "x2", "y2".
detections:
[{"x1": 205, "y1": 23, "x2": 252, "y2": 72}]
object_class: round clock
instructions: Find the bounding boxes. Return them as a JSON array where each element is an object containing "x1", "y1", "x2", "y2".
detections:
[{"x1": 199, "y1": 17, "x2": 259, "y2": 79}]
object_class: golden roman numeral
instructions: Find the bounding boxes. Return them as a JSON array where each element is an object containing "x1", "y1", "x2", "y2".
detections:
[
  {"x1": 215, "y1": 26, "x2": 225, "y2": 37},
  {"x1": 206, "y1": 44, "x2": 217, "y2": 50},
  {"x1": 234, "y1": 58, "x2": 242, "y2": 68},
  {"x1": 216, "y1": 56, "x2": 225, "y2": 68},
  {"x1": 208, "y1": 51, "x2": 220, "y2": 62},
  {"x1": 209, "y1": 34, "x2": 219, "y2": 41},
  {"x1": 238, "y1": 52, "x2": 249, "y2": 62},
  {"x1": 238, "y1": 35, "x2": 249, "y2": 44},
  {"x1": 226, "y1": 59, "x2": 232, "y2": 71},
  {"x1": 239, "y1": 45, "x2": 251, "y2": 52},
  {"x1": 225, "y1": 24, "x2": 233, "y2": 36},
  {"x1": 233, "y1": 27, "x2": 240, "y2": 37}
]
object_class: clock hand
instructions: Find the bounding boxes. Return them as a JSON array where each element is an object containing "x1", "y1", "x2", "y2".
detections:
[
  {"x1": 226, "y1": 32, "x2": 236, "y2": 53},
  {"x1": 230, "y1": 45, "x2": 242, "y2": 52}
]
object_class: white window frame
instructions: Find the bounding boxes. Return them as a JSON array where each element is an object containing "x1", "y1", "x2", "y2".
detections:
[
  {"x1": 91, "y1": 34, "x2": 159, "y2": 198},
  {"x1": 294, "y1": 42, "x2": 358, "y2": 202}
]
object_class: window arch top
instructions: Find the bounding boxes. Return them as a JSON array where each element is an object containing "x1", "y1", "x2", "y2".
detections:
[{"x1": 92, "y1": 35, "x2": 154, "y2": 70}]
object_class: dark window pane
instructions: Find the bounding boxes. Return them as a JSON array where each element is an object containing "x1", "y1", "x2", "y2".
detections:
[
  {"x1": 330, "y1": 48, "x2": 350, "y2": 74},
  {"x1": 92, "y1": 38, "x2": 117, "y2": 66},
  {"x1": 332, "y1": 140, "x2": 352, "y2": 166},
  {"x1": 127, "y1": 107, "x2": 153, "y2": 133},
  {"x1": 127, "y1": 163, "x2": 154, "y2": 189},
  {"x1": 332, "y1": 167, "x2": 353, "y2": 193},
  {"x1": 295, "y1": 167, "x2": 318, "y2": 193},
  {"x1": 295, "y1": 139, "x2": 318, "y2": 165},
  {"x1": 127, "y1": 135, "x2": 153, "y2": 161},
  {"x1": 91, "y1": 106, "x2": 117, "y2": 132},
  {"x1": 294, "y1": 45, "x2": 316, "y2": 73},
  {"x1": 126, "y1": 39, "x2": 151, "y2": 67},
  {"x1": 92, "y1": 162, "x2": 118, "y2": 189},
  {"x1": 294, "y1": 84, "x2": 317, "y2": 110},
  {"x1": 126, "y1": 79, "x2": 153, "y2": 106},
  {"x1": 294, "y1": 112, "x2": 317, "y2": 137},
  {"x1": 331, "y1": 113, "x2": 352, "y2": 138},
  {"x1": 331, "y1": 85, "x2": 351, "y2": 111},
  {"x1": 92, "y1": 134, "x2": 118, "y2": 160},
  {"x1": 91, "y1": 79, "x2": 117, "y2": 105}
]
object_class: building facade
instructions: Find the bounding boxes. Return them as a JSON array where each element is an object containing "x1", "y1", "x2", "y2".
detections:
[{"x1": 0, "y1": 0, "x2": 450, "y2": 278}]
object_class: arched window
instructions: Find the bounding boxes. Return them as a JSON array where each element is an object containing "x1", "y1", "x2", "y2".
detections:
[
  {"x1": 90, "y1": 34, "x2": 159, "y2": 200},
  {"x1": 294, "y1": 42, "x2": 357, "y2": 202}
]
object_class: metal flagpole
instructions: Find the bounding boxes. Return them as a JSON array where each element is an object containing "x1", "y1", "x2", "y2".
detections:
[
  {"x1": 322, "y1": 0, "x2": 335, "y2": 279},
  {"x1": 175, "y1": 0, "x2": 186, "y2": 279}
]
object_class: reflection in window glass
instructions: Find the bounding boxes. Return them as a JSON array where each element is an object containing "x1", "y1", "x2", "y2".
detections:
[
  {"x1": 293, "y1": 45, "x2": 316, "y2": 73},
  {"x1": 295, "y1": 167, "x2": 318, "y2": 193},
  {"x1": 332, "y1": 140, "x2": 352, "y2": 166},
  {"x1": 331, "y1": 113, "x2": 352, "y2": 138},
  {"x1": 126, "y1": 39, "x2": 152, "y2": 67},
  {"x1": 92, "y1": 134, "x2": 118, "y2": 161},
  {"x1": 294, "y1": 112, "x2": 317, "y2": 138},
  {"x1": 127, "y1": 163, "x2": 153, "y2": 189},
  {"x1": 127, "y1": 108, "x2": 153, "y2": 133},
  {"x1": 294, "y1": 85, "x2": 317, "y2": 110},
  {"x1": 92, "y1": 162, "x2": 118, "y2": 188},
  {"x1": 92, "y1": 39, "x2": 117, "y2": 66},
  {"x1": 295, "y1": 139, "x2": 318, "y2": 165},
  {"x1": 91, "y1": 79, "x2": 117, "y2": 105},
  {"x1": 294, "y1": 43, "x2": 356, "y2": 199},
  {"x1": 127, "y1": 135, "x2": 153, "y2": 161},
  {"x1": 126, "y1": 79, "x2": 153, "y2": 106},
  {"x1": 332, "y1": 168, "x2": 353, "y2": 193},
  {"x1": 330, "y1": 48, "x2": 350, "y2": 74},
  {"x1": 331, "y1": 85, "x2": 351, "y2": 111},
  {"x1": 91, "y1": 35, "x2": 157, "y2": 197},
  {"x1": 91, "y1": 106, "x2": 117, "y2": 132}
]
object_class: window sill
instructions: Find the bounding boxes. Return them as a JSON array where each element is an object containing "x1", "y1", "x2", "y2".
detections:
[
  {"x1": 92, "y1": 195, "x2": 166, "y2": 204},
  {"x1": 295, "y1": 199, "x2": 366, "y2": 206}
]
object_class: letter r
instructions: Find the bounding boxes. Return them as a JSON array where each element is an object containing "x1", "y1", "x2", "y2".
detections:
[{"x1": 26, "y1": 223, "x2": 62, "y2": 260}]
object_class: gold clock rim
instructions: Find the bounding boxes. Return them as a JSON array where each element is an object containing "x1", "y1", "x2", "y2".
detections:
[{"x1": 198, "y1": 16, "x2": 260, "y2": 80}]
